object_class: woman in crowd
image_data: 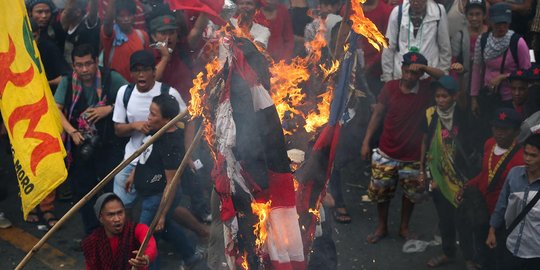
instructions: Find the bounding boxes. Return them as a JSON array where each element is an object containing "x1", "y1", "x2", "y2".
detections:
[{"x1": 419, "y1": 76, "x2": 474, "y2": 269}]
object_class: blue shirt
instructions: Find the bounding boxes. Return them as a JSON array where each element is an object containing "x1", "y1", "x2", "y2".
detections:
[{"x1": 490, "y1": 166, "x2": 540, "y2": 258}]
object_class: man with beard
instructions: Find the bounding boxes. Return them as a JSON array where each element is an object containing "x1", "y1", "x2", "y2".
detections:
[
  {"x1": 361, "y1": 52, "x2": 444, "y2": 244},
  {"x1": 82, "y1": 193, "x2": 157, "y2": 269}
]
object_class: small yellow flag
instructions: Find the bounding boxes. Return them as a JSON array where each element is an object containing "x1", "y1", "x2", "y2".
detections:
[{"x1": 0, "y1": 0, "x2": 67, "y2": 219}]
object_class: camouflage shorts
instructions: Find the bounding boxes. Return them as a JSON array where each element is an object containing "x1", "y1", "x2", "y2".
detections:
[{"x1": 367, "y1": 149, "x2": 428, "y2": 203}]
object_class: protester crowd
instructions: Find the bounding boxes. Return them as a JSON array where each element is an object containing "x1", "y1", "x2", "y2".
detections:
[{"x1": 1, "y1": 0, "x2": 540, "y2": 269}]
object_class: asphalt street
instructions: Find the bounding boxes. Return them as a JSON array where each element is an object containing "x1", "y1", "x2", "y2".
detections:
[{"x1": 1, "y1": 153, "x2": 465, "y2": 270}]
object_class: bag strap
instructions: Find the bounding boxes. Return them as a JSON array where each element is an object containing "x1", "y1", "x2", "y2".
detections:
[
  {"x1": 160, "y1": 83, "x2": 170, "y2": 95},
  {"x1": 509, "y1": 33, "x2": 520, "y2": 68},
  {"x1": 487, "y1": 146, "x2": 520, "y2": 192},
  {"x1": 396, "y1": 4, "x2": 403, "y2": 52},
  {"x1": 122, "y1": 84, "x2": 135, "y2": 123},
  {"x1": 507, "y1": 189, "x2": 540, "y2": 234},
  {"x1": 457, "y1": 30, "x2": 464, "y2": 64}
]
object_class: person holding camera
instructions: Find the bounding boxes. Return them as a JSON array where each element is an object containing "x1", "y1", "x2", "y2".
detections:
[{"x1": 55, "y1": 43, "x2": 128, "y2": 234}]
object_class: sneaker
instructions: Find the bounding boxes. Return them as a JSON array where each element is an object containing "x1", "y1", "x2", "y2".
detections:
[{"x1": 0, "y1": 212, "x2": 12, "y2": 229}]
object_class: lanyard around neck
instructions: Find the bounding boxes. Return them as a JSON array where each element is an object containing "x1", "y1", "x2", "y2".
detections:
[{"x1": 408, "y1": 16, "x2": 424, "y2": 52}]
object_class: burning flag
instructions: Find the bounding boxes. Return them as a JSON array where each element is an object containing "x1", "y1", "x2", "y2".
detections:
[
  {"x1": 0, "y1": 0, "x2": 67, "y2": 219},
  {"x1": 211, "y1": 36, "x2": 305, "y2": 269},
  {"x1": 295, "y1": 32, "x2": 360, "y2": 252}
]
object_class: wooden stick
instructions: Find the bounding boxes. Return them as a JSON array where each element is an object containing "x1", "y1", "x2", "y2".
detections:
[
  {"x1": 15, "y1": 109, "x2": 189, "y2": 270},
  {"x1": 333, "y1": 0, "x2": 352, "y2": 60},
  {"x1": 131, "y1": 125, "x2": 204, "y2": 270}
]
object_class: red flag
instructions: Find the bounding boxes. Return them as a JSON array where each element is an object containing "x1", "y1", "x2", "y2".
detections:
[{"x1": 166, "y1": 0, "x2": 226, "y2": 25}]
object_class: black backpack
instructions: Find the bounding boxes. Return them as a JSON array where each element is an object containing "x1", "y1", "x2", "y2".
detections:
[
  {"x1": 395, "y1": 3, "x2": 442, "y2": 52},
  {"x1": 479, "y1": 32, "x2": 521, "y2": 67}
]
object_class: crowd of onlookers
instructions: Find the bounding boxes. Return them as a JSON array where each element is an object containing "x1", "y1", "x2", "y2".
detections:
[{"x1": 1, "y1": 0, "x2": 540, "y2": 269}]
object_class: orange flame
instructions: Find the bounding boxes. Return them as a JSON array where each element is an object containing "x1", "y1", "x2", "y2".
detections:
[
  {"x1": 304, "y1": 19, "x2": 328, "y2": 64},
  {"x1": 251, "y1": 200, "x2": 272, "y2": 250},
  {"x1": 319, "y1": 60, "x2": 340, "y2": 80},
  {"x1": 304, "y1": 84, "x2": 333, "y2": 133},
  {"x1": 241, "y1": 252, "x2": 249, "y2": 270},
  {"x1": 308, "y1": 208, "x2": 320, "y2": 221},
  {"x1": 350, "y1": 0, "x2": 388, "y2": 51},
  {"x1": 188, "y1": 58, "x2": 221, "y2": 118},
  {"x1": 293, "y1": 177, "x2": 300, "y2": 191},
  {"x1": 269, "y1": 58, "x2": 309, "y2": 134},
  {"x1": 187, "y1": 58, "x2": 221, "y2": 160}
]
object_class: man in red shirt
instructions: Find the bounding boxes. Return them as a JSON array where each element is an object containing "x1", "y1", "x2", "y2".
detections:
[
  {"x1": 361, "y1": 52, "x2": 444, "y2": 243},
  {"x1": 82, "y1": 193, "x2": 157, "y2": 270},
  {"x1": 101, "y1": 0, "x2": 149, "y2": 82},
  {"x1": 462, "y1": 108, "x2": 524, "y2": 269},
  {"x1": 254, "y1": 0, "x2": 295, "y2": 61}
]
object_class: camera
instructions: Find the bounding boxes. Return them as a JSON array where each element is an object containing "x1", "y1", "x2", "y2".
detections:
[{"x1": 78, "y1": 133, "x2": 101, "y2": 160}]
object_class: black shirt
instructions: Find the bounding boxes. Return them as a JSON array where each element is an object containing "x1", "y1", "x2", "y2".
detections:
[
  {"x1": 38, "y1": 38, "x2": 71, "y2": 86},
  {"x1": 64, "y1": 17, "x2": 101, "y2": 65},
  {"x1": 134, "y1": 129, "x2": 185, "y2": 197}
]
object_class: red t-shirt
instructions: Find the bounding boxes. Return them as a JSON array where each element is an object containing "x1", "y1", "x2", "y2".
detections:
[
  {"x1": 467, "y1": 138, "x2": 525, "y2": 214},
  {"x1": 378, "y1": 79, "x2": 433, "y2": 161},
  {"x1": 254, "y1": 4, "x2": 294, "y2": 61},
  {"x1": 101, "y1": 27, "x2": 149, "y2": 82},
  {"x1": 362, "y1": 2, "x2": 393, "y2": 78}
]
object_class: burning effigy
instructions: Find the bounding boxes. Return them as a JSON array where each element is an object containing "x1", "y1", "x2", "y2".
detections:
[{"x1": 186, "y1": 0, "x2": 387, "y2": 269}]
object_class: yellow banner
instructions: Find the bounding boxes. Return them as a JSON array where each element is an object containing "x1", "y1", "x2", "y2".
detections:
[{"x1": 0, "y1": 0, "x2": 67, "y2": 219}]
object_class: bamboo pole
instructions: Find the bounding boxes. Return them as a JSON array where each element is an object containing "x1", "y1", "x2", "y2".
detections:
[
  {"x1": 131, "y1": 125, "x2": 204, "y2": 270},
  {"x1": 15, "y1": 109, "x2": 189, "y2": 270}
]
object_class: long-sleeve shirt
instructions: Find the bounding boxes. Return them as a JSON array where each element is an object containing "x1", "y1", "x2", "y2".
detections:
[
  {"x1": 490, "y1": 166, "x2": 540, "y2": 259},
  {"x1": 466, "y1": 138, "x2": 524, "y2": 214},
  {"x1": 470, "y1": 35, "x2": 531, "y2": 101},
  {"x1": 381, "y1": 0, "x2": 451, "y2": 82}
]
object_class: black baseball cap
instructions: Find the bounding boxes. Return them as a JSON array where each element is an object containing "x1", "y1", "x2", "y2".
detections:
[
  {"x1": 491, "y1": 108, "x2": 522, "y2": 129},
  {"x1": 402, "y1": 52, "x2": 428, "y2": 66},
  {"x1": 508, "y1": 69, "x2": 528, "y2": 82},
  {"x1": 130, "y1": 50, "x2": 156, "y2": 71},
  {"x1": 489, "y1": 3, "x2": 512, "y2": 24},
  {"x1": 526, "y1": 65, "x2": 540, "y2": 81}
]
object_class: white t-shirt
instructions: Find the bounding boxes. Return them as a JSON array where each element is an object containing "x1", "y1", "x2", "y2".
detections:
[{"x1": 112, "y1": 81, "x2": 187, "y2": 163}]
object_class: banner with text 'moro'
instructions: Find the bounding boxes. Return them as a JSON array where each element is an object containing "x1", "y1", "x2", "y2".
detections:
[{"x1": 0, "y1": 0, "x2": 67, "y2": 219}]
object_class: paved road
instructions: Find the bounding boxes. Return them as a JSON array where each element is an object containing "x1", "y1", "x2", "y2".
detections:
[{"x1": 1, "y1": 153, "x2": 465, "y2": 270}]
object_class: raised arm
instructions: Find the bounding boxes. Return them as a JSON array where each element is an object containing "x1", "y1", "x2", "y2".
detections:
[{"x1": 103, "y1": 0, "x2": 116, "y2": 37}]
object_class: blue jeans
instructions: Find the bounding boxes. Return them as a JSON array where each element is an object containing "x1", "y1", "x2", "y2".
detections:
[
  {"x1": 139, "y1": 194, "x2": 196, "y2": 267},
  {"x1": 113, "y1": 163, "x2": 137, "y2": 208}
]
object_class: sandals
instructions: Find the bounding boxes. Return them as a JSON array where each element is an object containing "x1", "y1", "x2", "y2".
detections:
[
  {"x1": 42, "y1": 211, "x2": 58, "y2": 229},
  {"x1": 427, "y1": 254, "x2": 454, "y2": 268},
  {"x1": 333, "y1": 208, "x2": 352, "y2": 224},
  {"x1": 26, "y1": 210, "x2": 39, "y2": 224}
]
